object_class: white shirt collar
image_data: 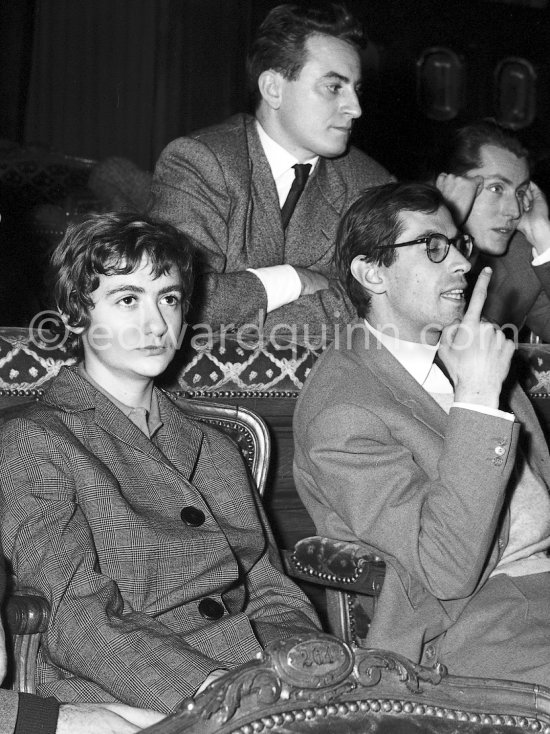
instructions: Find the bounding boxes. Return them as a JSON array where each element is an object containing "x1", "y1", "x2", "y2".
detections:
[
  {"x1": 363, "y1": 319, "x2": 439, "y2": 386},
  {"x1": 256, "y1": 120, "x2": 318, "y2": 182}
]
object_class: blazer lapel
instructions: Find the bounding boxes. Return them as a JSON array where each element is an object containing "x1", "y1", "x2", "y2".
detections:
[
  {"x1": 245, "y1": 119, "x2": 286, "y2": 265},
  {"x1": 285, "y1": 157, "x2": 348, "y2": 268},
  {"x1": 350, "y1": 323, "x2": 448, "y2": 439},
  {"x1": 155, "y1": 391, "x2": 205, "y2": 479},
  {"x1": 44, "y1": 368, "x2": 204, "y2": 480}
]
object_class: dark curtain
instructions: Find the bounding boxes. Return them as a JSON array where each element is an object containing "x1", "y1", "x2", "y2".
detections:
[
  {"x1": 23, "y1": 0, "x2": 251, "y2": 170},
  {"x1": 0, "y1": 0, "x2": 35, "y2": 142}
]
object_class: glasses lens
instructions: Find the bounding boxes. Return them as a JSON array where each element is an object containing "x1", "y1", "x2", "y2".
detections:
[
  {"x1": 426, "y1": 235, "x2": 449, "y2": 263},
  {"x1": 454, "y1": 234, "x2": 473, "y2": 259}
]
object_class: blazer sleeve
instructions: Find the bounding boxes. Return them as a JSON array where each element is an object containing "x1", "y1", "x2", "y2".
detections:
[
  {"x1": 263, "y1": 277, "x2": 356, "y2": 337},
  {"x1": 294, "y1": 402, "x2": 519, "y2": 601},
  {"x1": 0, "y1": 419, "x2": 275, "y2": 713},
  {"x1": 238, "y1": 480, "x2": 321, "y2": 645},
  {"x1": 188, "y1": 426, "x2": 321, "y2": 646},
  {"x1": 149, "y1": 137, "x2": 268, "y2": 326}
]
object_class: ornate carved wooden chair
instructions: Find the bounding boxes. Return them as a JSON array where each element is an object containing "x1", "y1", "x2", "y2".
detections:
[
  {"x1": 283, "y1": 536, "x2": 386, "y2": 645},
  {"x1": 1, "y1": 390, "x2": 270, "y2": 693},
  {"x1": 140, "y1": 632, "x2": 550, "y2": 734}
]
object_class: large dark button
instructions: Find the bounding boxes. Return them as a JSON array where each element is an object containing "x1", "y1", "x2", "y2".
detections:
[
  {"x1": 198, "y1": 598, "x2": 224, "y2": 620},
  {"x1": 180, "y1": 506, "x2": 205, "y2": 527}
]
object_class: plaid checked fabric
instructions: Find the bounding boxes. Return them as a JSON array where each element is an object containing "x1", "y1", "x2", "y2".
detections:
[{"x1": 0, "y1": 367, "x2": 318, "y2": 713}]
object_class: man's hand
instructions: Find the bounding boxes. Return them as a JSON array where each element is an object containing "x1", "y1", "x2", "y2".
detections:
[
  {"x1": 56, "y1": 703, "x2": 165, "y2": 734},
  {"x1": 517, "y1": 181, "x2": 550, "y2": 256},
  {"x1": 294, "y1": 267, "x2": 329, "y2": 296},
  {"x1": 436, "y1": 173, "x2": 483, "y2": 226},
  {"x1": 438, "y1": 267, "x2": 515, "y2": 409}
]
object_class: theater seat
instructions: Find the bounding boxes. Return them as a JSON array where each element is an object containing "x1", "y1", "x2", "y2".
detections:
[{"x1": 141, "y1": 632, "x2": 550, "y2": 734}]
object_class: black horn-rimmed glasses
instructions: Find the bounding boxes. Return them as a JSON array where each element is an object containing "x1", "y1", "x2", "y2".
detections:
[{"x1": 370, "y1": 233, "x2": 474, "y2": 264}]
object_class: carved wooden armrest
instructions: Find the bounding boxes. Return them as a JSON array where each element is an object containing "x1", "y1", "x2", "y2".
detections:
[
  {"x1": 282, "y1": 536, "x2": 386, "y2": 595},
  {"x1": 4, "y1": 592, "x2": 50, "y2": 693},
  {"x1": 5, "y1": 593, "x2": 50, "y2": 636}
]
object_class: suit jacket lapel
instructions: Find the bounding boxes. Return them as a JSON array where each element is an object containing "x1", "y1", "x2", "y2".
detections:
[
  {"x1": 245, "y1": 118, "x2": 286, "y2": 265},
  {"x1": 284, "y1": 157, "x2": 348, "y2": 267},
  {"x1": 350, "y1": 323, "x2": 448, "y2": 439}
]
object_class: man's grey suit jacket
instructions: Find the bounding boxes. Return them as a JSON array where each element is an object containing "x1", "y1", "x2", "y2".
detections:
[
  {"x1": 482, "y1": 231, "x2": 550, "y2": 342},
  {"x1": 0, "y1": 368, "x2": 319, "y2": 713},
  {"x1": 149, "y1": 113, "x2": 391, "y2": 332},
  {"x1": 293, "y1": 323, "x2": 550, "y2": 662}
]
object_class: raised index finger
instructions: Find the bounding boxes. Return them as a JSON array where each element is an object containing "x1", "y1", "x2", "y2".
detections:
[{"x1": 463, "y1": 267, "x2": 492, "y2": 323}]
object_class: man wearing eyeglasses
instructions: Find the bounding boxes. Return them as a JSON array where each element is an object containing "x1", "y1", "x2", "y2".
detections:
[{"x1": 293, "y1": 181, "x2": 550, "y2": 685}]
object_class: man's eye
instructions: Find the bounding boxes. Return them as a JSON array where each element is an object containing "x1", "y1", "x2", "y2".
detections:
[
  {"x1": 327, "y1": 84, "x2": 342, "y2": 94},
  {"x1": 488, "y1": 184, "x2": 503, "y2": 194}
]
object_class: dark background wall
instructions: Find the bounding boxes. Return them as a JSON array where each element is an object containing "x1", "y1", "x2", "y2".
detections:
[{"x1": 1, "y1": 0, "x2": 549, "y2": 176}]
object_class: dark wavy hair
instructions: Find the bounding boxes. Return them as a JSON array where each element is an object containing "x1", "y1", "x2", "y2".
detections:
[
  {"x1": 335, "y1": 182, "x2": 446, "y2": 318},
  {"x1": 247, "y1": 3, "x2": 365, "y2": 106},
  {"x1": 50, "y1": 212, "x2": 194, "y2": 357},
  {"x1": 443, "y1": 119, "x2": 529, "y2": 176}
]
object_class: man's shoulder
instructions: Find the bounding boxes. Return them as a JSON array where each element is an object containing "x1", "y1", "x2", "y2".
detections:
[
  {"x1": 327, "y1": 145, "x2": 393, "y2": 187},
  {"x1": 156, "y1": 113, "x2": 254, "y2": 177},
  {"x1": 296, "y1": 327, "x2": 385, "y2": 415},
  {"x1": 166, "y1": 113, "x2": 252, "y2": 155},
  {"x1": 189, "y1": 113, "x2": 253, "y2": 142}
]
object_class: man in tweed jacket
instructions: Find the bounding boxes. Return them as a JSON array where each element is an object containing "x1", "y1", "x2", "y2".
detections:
[
  {"x1": 0, "y1": 213, "x2": 319, "y2": 714},
  {"x1": 149, "y1": 4, "x2": 391, "y2": 335}
]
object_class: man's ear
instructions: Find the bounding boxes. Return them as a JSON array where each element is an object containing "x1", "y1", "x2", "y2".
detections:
[
  {"x1": 59, "y1": 311, "x2": 85, "y2": 334},
  {"x1": 350, "y1": 256, "x2": 387, "y2": 295},
  {"x1": 257, "y1": 69, "x2": 283, "y2": 110}
]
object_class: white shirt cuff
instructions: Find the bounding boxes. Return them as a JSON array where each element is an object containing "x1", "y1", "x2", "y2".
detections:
[
  {"x1": 452, "y1": 402, "x2": 515, "y2": 421},
  {"x1": 247, "y1": 265, "x2": 301, "y2": 313},
  {"x1": 532, "y1": 247, "x2": 550, "y2": 266}
]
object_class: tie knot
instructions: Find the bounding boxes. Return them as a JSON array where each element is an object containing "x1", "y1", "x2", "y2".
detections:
[{"x1": 292, "y1": 163, "x2": 311, "y2": 186}]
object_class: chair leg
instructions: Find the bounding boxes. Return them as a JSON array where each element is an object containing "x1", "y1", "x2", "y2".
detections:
[{"x1": 12, "y1": 633, "x2": 40, "y2": 694}]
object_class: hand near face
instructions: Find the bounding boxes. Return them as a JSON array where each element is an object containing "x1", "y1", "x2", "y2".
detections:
[
  {"x1": 436, "y1": 173, "x2": 484, "y2": 226},
  {"x1": 438, "y1": 267, "x2": 515, "y2": 410},
  {"x1": 56, "y1": 702, "x2": 165, "y2": 734},
  {"x1": 517, "y1": 181, "x2": 550, "y2": 256}
]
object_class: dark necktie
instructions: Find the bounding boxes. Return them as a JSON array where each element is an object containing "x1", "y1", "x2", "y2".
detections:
[{"x1": 281, "y1": 163, "x2": 311, "y2": 230}]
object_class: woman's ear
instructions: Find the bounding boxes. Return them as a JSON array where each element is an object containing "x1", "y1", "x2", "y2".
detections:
[
  {"x1": 59, "y1": 311, "x2": 85, "y2": 334},
  {"x1": 350, "y1": 256, "x2": 387, "y2": 295}
]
